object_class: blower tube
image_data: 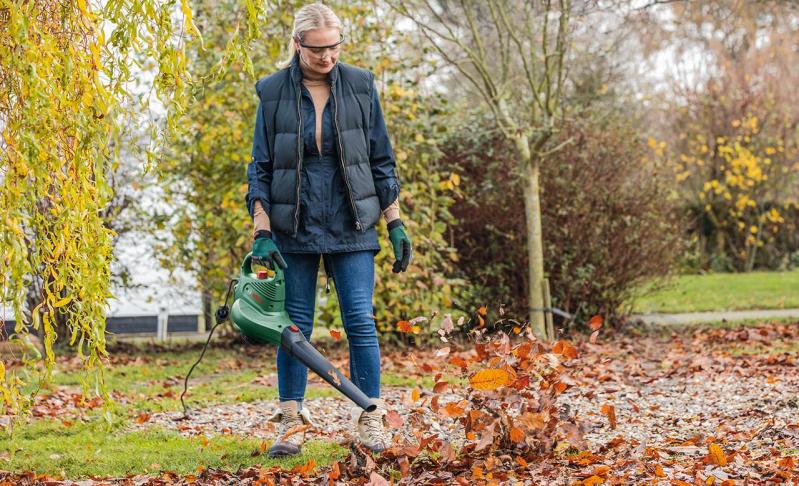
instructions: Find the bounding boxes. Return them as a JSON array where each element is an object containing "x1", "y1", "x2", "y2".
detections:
[{"x1": 280, "y1": 326, "x2": 376, "y2": 412}]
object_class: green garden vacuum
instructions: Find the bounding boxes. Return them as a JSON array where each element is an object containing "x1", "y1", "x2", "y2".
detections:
[{"x1": 180, "y1": 253, "x2": 376, "y2": 417}]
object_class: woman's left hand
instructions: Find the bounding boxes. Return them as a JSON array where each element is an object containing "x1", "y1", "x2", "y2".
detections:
[{"x1": 387, "y1": 221, "x2": 412, "y2": 273}]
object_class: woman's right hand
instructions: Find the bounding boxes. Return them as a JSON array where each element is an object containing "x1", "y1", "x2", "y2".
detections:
[{"x1": 252, "y1": 231, "x2": 287, "y2": 270}]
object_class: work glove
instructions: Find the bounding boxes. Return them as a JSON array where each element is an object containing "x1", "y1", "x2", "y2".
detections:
[
  {"x1": 252, "y1": 230, "x2": 287, "y2": 270},
  {"x1": 387, "y1": 220, "x2": 412, "y2": 273}
]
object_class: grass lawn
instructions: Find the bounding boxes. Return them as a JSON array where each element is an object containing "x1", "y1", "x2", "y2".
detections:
[
  {"x1": 1, "y1": 338, "x2": 444, "y2": 479},
  {"x1": 0, "y1": 417, "x2": 345, "y2": 478},
  {"x1": 633, "y1": 269, "x2": 799, "y2": 313},
  {"x1": 2, "y1": 342, "x2": 351, "y2": 479}
]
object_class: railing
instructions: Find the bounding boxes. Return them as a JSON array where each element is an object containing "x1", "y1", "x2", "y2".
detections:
[{"x1": 1, "y1": 311, "x2": 206, "y2": 341}]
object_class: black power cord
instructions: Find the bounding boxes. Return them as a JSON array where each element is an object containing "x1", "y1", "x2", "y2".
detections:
[{"x1": 179, "y1": 278, "x2": 237, "y2": 419}]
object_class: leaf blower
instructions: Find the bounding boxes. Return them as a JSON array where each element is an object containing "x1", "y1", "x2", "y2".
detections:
[{"x1": 180, "y1": 253, "x2": 376, "y2": 418}]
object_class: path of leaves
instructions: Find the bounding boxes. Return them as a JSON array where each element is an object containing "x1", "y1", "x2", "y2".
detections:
[{"x1": 2, "y1": 321, "x2": 797, "y2": 484}]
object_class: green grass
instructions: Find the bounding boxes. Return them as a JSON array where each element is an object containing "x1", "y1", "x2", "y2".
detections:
[
  {"x1": 728, "y1": 340, "x2": 799, "y2": 357},
  {"x1": 633, "y1": 270, "x2": 799, "y2": 313},
  {"x1": 626, "y1": 316, "x2": 799, "y2": 337},
  {"x1": 36, "y1": 346, "x2": 336, "y2": 414},
  {"x1": 0, "y1": 417, "x2": 345, "y2": 479}
]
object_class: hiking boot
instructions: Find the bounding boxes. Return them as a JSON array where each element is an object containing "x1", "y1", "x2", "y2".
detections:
[
  {"x1": 352, "y1": 398, "x2": 390, "y2": 452},
  {"x1": 267, "y1": 400, "x2": 314, "y2": 458}
]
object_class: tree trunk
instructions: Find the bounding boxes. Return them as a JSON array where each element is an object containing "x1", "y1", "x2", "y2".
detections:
[
  {"x1": 515, "y1": 135, "x2": 548, "y2": 340},
  {"x1": 201, "y1": 287, "x2": 213, "y2": 333}
]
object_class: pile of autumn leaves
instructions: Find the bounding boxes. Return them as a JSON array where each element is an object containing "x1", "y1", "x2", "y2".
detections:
[{"x1": 321, "y1": 316, "x2": 598, "y2": 484}]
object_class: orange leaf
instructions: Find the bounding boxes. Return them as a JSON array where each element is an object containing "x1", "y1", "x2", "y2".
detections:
[
  {"x1": 442, "y1": 401, "x2": 467, "y2": 417},
  {"x1": 135, "y1": 412, "x2": 151, "y2": 424},
  {"x1": 411, "y1": 389, "x2": 420, "y2": 402},
  {"x1": 653, "y1": 464, "x2": 665, "y2": 477},
  {"x1": 600, "y1": 404, "x2": 617, "y2": 430},
  {"x1": 397, "y1": 320, "x2": 412, "y2": 333},
  {"x1": 592, "y1": 465, "x2": 610, "y2": 477},
  {"x1": 708, "y1": 443, "x2": 727, "y2": 466},
  {"x1": 291, "y1": 458, "x2": 317, "y2": 475},
  {"x1": 329, "y1": 462, "x2": 341, "y2": 480},
  {"x1": 470, "y1": 368, "x2": 512, "y2": 391},
  {"x1": 583, "y1": 475, "x2": 605, "y2": 485},
  {"x1": 515, "y1": 456, "x2": 528, "y2": 467},
  {"x1": 587, "y1": 315, "x2": 604, "y2": 331},
  {"x1": 329, "y1": 329, "x2": 342, "y2": 341},
  {"x1": 477, "y1": 306, "x2": 487, "y2": 316},
  {"x1": 553, "y1": 340, "x2": 579, "y2": 359},
  {"x1": 433, "y1": 381, "x2": 449, "y2": 393},
  {"x1": 509, "y1": 426, "x2": 525, "y2": 443}
]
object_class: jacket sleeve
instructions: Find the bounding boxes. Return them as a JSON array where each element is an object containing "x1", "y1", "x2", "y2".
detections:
[
  {"x1": 246, "y1": 100, "x2": 273, "y2": 219},
  {"x1": 368, "y1": 84, "x2": 401, "y2": 211}
]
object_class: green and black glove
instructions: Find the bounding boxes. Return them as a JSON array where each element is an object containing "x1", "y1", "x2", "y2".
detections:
[
  {"x1": 387, "y1": 219, "x2": 412, "y2": 273},
  {"x1": 252, "y1": 230, "x2": 287, "y2": 270}
]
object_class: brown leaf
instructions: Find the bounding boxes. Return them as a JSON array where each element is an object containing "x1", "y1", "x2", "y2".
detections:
[
  {"x1": 385, "y1": 409, "x2": 404, "y2": 428},
  {"x1": 368, "y1": 471, "x2": 390, "y2": 486},
  {"x1": 433, "y1": 381, "x2": 449, "y2": 393},
  {"x1": 475, "y1": 422, "x2": 496, "y2": 451},
  {"x1": 470, "y1": 368, "x2": 512, "y2": 391},
  {"x1": 135, "y1": 412, "x2": 151, "y2": 424}
]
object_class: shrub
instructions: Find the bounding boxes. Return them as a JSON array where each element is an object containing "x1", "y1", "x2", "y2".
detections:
[{"x1": 444, "y1": 112, "x2": 683, "y2": 329}]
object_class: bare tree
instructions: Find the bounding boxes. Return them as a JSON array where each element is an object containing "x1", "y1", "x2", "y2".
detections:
[{"x1": 389, "y1": 0, "x2": 574, "y2": 339}]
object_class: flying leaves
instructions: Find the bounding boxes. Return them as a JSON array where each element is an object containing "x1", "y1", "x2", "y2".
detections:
[{"x1": 469, "y1": 368, "x2": 513, "y2": 391}]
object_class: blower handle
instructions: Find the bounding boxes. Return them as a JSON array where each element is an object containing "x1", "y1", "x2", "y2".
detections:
[
  {"x1": 280, "y1": 327, "x2": 376, "y2": 412},
  {"x1": 242, "y1": 251, "x2": 286, "y2": 277}
]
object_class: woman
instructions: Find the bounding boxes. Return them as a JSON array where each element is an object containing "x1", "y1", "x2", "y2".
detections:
[{"x1": 245, "y1": 3, "x2": 412, "y2": 458}]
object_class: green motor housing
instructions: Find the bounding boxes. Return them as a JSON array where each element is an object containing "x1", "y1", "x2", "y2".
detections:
[{"x1": 230, "y1": 253, "x2": 294, "y2": 345}]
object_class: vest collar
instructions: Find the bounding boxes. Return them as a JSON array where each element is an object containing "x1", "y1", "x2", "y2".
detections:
[{"x1": 289, "y1": 53, "x2": 340, "y2": 86}]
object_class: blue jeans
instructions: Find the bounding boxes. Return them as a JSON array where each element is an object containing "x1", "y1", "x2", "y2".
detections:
[{"x1": 277, "y1": 250, "x2": 381, "y2": 403}]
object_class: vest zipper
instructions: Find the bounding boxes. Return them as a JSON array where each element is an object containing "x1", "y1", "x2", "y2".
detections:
[
  {"x1": 332, "y1": 84, "x2": 362, "y2": 231},
  {"x1": 293, "y1": 84, "x2": 303, "y2": 237}
]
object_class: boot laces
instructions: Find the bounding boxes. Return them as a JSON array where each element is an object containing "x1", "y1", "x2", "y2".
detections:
[
  {"x1": 360, "y1": 411, "x2": 388, "y2": 445},
  {"x1": 277, "y1": 411, "x2": 305, "y2": 444}
]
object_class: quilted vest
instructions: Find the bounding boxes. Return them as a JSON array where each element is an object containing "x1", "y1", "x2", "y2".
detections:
[{"x1": 254, "y1": 55, "x2": 380, "y2": 236}]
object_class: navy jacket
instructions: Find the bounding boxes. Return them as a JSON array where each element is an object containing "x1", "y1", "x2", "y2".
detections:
[{"x1": 246, "y1": 59, "x2": 400, "y2": 253}]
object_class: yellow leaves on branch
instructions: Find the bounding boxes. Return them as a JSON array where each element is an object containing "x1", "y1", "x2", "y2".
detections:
[{"x1": 469, "y1": 368, "x2": 513, "y2": 391}]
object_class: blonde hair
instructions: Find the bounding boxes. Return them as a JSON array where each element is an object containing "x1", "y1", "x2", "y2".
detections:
[{"x1": 282, "y1": 3, "x2": 343, "y2": 68}]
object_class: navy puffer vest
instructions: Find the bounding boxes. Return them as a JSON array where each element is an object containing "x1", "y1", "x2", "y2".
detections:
[{"x1": 255, "y1": 55, "x2": 380, "y2": 237}]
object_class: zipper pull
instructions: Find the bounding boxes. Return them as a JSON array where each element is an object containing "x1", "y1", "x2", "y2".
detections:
[{"x1": 355, "y1": 221, "x2": 361, "y2": 231}]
